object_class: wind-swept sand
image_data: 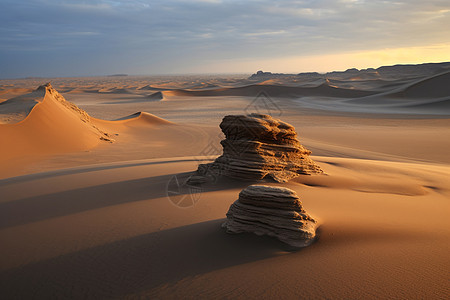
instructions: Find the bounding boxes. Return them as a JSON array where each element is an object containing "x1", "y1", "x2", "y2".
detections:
[{"x1": 0, "y1": 67, "x2": 449, "y2": 298}]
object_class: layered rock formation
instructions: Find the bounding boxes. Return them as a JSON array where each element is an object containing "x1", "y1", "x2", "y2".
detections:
[
  {"x1": 190, "y1": 113, "x2": 322, "y2": 183},
  {"x1": 222, "y1": 185, "x2": 317, "y2": 247}
]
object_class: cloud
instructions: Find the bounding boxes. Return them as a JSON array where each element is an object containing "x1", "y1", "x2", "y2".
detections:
[{"x1": 0, "y1": 0, "x2": 449, "y2": 77}]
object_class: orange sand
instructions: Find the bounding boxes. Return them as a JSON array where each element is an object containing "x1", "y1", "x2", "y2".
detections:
[{"x1": 0, "y1": 74, "x2": 449, "y2": 298}]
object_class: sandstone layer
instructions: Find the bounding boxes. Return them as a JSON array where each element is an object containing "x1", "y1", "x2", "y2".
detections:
[
  {"x1": 192, "y1": 113, "x2": 323, "y2": 183},
  {"x1": 222, "y1": 185, "x2": 318, "y2": 247}
]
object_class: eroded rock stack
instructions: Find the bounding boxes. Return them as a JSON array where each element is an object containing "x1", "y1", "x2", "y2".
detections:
[
  {"x1": 222, "y1": 185, "x2": 317, "y2": 247},
  {"x1": 191, "y1": 113, "x2": 322, "y2": 183}
]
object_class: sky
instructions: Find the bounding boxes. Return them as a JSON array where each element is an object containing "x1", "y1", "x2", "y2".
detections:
[{"x1": 1, "y1": 0, "x2": 449, "y2": 78}]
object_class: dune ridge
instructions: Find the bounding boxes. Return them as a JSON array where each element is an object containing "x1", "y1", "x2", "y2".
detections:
[
  {"x1": 115, "y1": 111, "x2": 172, "y2": 124},
  {"x1": 0, "y1": 84, "x2": 112, "y2": 161},
  {"x1": 0, "y1": 84, "x2": 172, "y2": 173},
  {"x1": 170, "y1": 83, "x2": 376, "y2": 98},
  {"x1": 0, "y1": 88, "x2": 45, "y2": 124},
  {"x1": 0, "y1": 68, "x2": 449, "y2": 299},
  {"x1": 394, "y1": 70, "x2": 450, "y2": 99},
  {"x1": 147, "y1": 91, "x2": 164, "y2": 100}
]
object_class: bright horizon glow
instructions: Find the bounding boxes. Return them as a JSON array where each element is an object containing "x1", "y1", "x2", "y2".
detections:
[
  {"x1": 0, "y1": 0, "x2": 449, "y2": 78},
  {"x1": 191, "y1": 43, "x2": 450, "y2": 75}
]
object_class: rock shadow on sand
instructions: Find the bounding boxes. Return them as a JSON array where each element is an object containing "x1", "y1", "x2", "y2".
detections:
[
  {"x1": 0, "y1": 219, "x2": 299, "y2": 299},
  {"x1": 0, "y1": 170, "x2": 251, "y2": 229}
]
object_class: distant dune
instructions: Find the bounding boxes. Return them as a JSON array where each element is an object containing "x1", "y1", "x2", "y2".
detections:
[
  {"x1": 0, "y1": 88, "x2": 35, "y2": 105},
  {"x1": 0, "y1": 88, "x2": 44, "y2": 124},
  {"x1": 0, "y1": 70, "x2": 449, "y2": 299},
  {"x1": 171, "y1": 83, "x2": 376, "y2": 98},
  {"x1": 396, "y1": 70, "x2": 450, "y2": 99},
  {"x1": 115, "y1": 111, "x2": 172, "y2": 124},
  {"x1": 147, "y1": 91, "x2": 164, "y2": 100},
  {"x1": 138, "y1": 85, "x2": 167, "y2": 91},
  {"x1": 0, "y1": 84, "x2": 112, "y2": 162},
  {"x1": 0, "y1": 83, "x2": 172, "y2": 170},
  {"x1": 337, "y1": 70, "x2": 450, "y2": 113}
]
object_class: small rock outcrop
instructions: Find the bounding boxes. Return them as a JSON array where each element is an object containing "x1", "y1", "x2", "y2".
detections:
[
  {"x1": 222, "y1": 185, "x2": 317, "y2": 247},
  {"x1": 191, "y1": 113, "x2": 323, "y2": 183}
]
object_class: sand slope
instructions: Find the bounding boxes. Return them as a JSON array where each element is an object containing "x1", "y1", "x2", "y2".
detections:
[
  {"x1": 114, "y1": 111, "x2": 172, "y2": 124},
  {"x1": 0, "y1": 88, "x2": 44, "y2": 124},
  {"x1": 397, "y1": 70, "x2": 450, "y2": 98},
  {"x1": 0, "y1": 84, "x2": 111, "y2": 162},
  {"x1": 0, "y1": 156, "x2": 448, "y2": 299},
  {"x1": 171, "y1": 83, "x2": 376, "y2": 98},
  {"x1": 294, "y1": 70, "x2": 450, "y2": 115},
  {"x1": 0, "y1": 69, "x2": 449, "y2": 299},
  {"x1": 0, "y1": 84, "x2": 176, "y2": 177}
]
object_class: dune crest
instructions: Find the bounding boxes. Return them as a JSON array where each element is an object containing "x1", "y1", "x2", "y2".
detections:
[
  {"x1": 147, "y1": 91, "x2": 164, "y2": 100},
  {"x1": 397, "y1": 70, "x2": 450, "y2": 99},
  {"x1": 0, "y1": 83, "x2": 177, "y2": 176},
  {"x1": 0, "y1": 88, "x2": 44, "y2": 124},
  {"x1": 0, "y1": 70, "x2": 449, "y2": 299},
  {"x1": 38, "y1": 83, "x2": 113, "y2": 141},
  {"x1": 0, "y1": 83, "x2": 114, "y2": 164},
  {"x1": 171, "y1": 83, "x2": 375, "y2": 98},
  {"x1": 115, "y1": 111, "x2": 173, "y2": 125}
]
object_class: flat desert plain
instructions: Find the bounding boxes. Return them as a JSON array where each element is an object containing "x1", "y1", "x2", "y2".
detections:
[{"x1": 0, "y1": 68, "x2": 449, "y2": 299}]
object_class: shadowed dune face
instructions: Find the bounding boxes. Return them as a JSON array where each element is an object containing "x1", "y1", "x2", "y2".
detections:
[
  {"x1": 0, "y1": 88, "x2": 45, "y2": 124},
  {"x1": 0, "y1": 64, "x2": 449, "y2": 298},
  {"x1": 170, "y1": 83, "x2": 377, "y2": 98},
  {"x1": 288, "y1": 70, "x2": 450, "y2": 115},
  {"x1": 0, "y1": 84, "x2": 111, "y2": 158},
  {"x1": 0, "y1": 157, "x2": 448, "y2": 299},
  {"x1": 0, "y1": 83, "x2": 176, "y2": 177},
  {"x1": 0, "y1": 84, "x2": 116, "y2": 170},
  {"x1": 0, "y1": 219, "x2": 289, "y2": 299},
  {"x1": 399, "y1": 70, "x2": 450, "y2": 98},
  {"x1": 114, "y1": 111, "x2": 172, "y2": 124}
]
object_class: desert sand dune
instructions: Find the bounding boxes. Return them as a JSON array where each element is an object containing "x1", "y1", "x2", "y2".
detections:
[
  {"x1": 147, "y1": 91, "x2": 164, "y2": 100},
  {"x1": 171, "y1": 82, "x2": 376, "y2": 98},
  {"x1": 395, "y1": 70, "x2": 450, "y2": 98},
  {"x1": 0, "y1": 84, "x2": 178, "y2": 177},
  {"x1": 98, "y1": 91, "x2": 164, "y2": 105},
  {"x1": 0, "y1": 84, "x2": 114, "y2": 175},
  {"x1": 0, "y1": 156, "x2": 448, "y2": 299},
  {"x1": 0, "y1": 64, "x2": 449, "y2": 299},
  {"x1": 104, "y1": 88, "x2": 134, "y2": 94},
  {"x1": 0, "y1": 88, "x2": 44, "y2": 124},
  {"x1": 138, "y1": 84, "x2": 165, "y2": 91},
  {"x1": 0, "y1": 87, "x2": 34, "y2": 99},
  {"x1": 114, "y1": 111, "x2": 172, "y2": 124},
  {"x1": 325, "y1": 77, "x2": 415, "y2": 91},
  {"x1": 294, "y1": 71, "x2": 450, "y2": 115}
]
